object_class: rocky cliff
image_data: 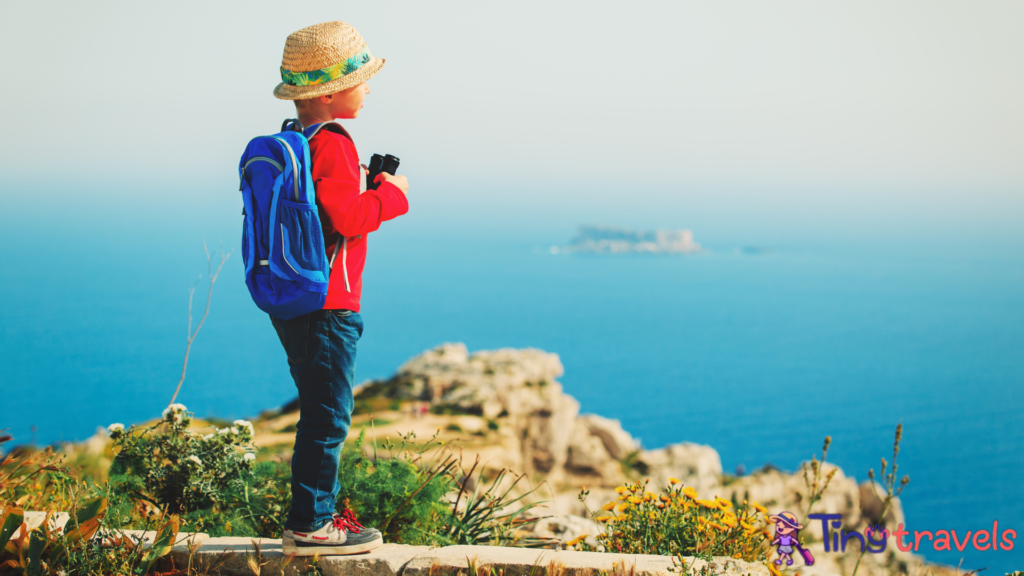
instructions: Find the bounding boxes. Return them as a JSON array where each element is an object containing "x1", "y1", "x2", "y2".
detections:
[{"x1": 343, "y1": 343, "x2": 954, "y2": 576}]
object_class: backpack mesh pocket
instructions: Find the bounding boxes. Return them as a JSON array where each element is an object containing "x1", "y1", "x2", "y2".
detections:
[{"x1": 278, "y1": 201, "x2": 327, "y2": 277}]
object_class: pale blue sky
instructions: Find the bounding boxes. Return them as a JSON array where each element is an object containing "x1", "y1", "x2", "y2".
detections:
[{"x1": 1, "y1": 1, "x2": 1022, "y2": 239}]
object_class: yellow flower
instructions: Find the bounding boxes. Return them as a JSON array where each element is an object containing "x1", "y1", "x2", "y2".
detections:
[
  {"x1": 566, "y1": 534, "x2": 588, "y2": 547},
  {"x1": 682, "y1": 487, "x2": 699, "y2": 499},
  {"x1": 615, "y1": 514, "x2": 629, "y2": 522},
  {"x1": 767, "y1": 561, "x2": 782, "y2": 576},
  {"x1": 602, "y1": 501, "x2": 617, "y2": 511},
  {"x1": 695, "y1": 498, "x2": 719, "y2": 509},
  {"x1": 643, "y1": 492, "x2": 654, "y2": 501},
  {"x1": 595, "y1": 515, "x2": 613, "y2": 523},
  {"x1": 751, "y1": 501, "x2": 768, "y2": 515},
  {"x1": 615, "y1": 486, "x2": 628, "y2": 494},
  {"x1": 668, "y1": 477, "x2": 680, "y2": 484},
  {"x1": 709, "y1": 522, "x2": 727, "y2": 532},
  {"x1": 715, "y1": 496, "x2": 733, "y2": 509},
  {"x1": 721, "y1": 513, "x2": 738, "y2": 528},
  {"x1": 628, "y1": 496, "x2": 643, "y2": 505},
  {"x1": 660, "y1": 495, "x2": 671, "y2": 502}
]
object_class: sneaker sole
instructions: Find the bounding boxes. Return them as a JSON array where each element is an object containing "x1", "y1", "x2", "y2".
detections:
[{"x1": 281, "y1": 535, "x2": 383, "y2": 556}]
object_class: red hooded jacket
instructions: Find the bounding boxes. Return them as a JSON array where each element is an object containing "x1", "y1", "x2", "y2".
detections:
[{"x1": 307, "y1": 126, "x2": 408, "y2": 312}]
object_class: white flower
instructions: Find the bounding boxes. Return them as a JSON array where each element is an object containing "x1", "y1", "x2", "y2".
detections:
[
  {"x1": 162, "y1": 403, "x2": 188, "y2": 423},
  {"x1": 217, "y1": 427, "x2": 230, "y2": 435},
  {"x1": 107, "y1": 423, "x2": 125, "y2": 433},
  {"x1": 187, "y1": 455, "x2": 203, "y2": 466},
  {"x1": 203, "y1": 433, "x2": 214, "y2": 440},
  {"x1": 230, "y1": 427, "x2": 239, "y2": 435},
  {"x1": 233, "y1": 419, "x2": 255, "y2": 436},
  {"x1": 243, "y1": 453, "x2": 256, "y2": 462}
]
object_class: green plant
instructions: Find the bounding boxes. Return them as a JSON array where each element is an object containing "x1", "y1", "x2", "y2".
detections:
[
  {"x1": 335, "y1": 428, "x2": 457, "y2": 545},
  {"x1": 798, "y1": 435, "x2": 836, "y2": 516},
  {"x1": 577, "y1": 478, "x2": 773, "y2": 561},
  {"x1": 107, "y1": 404, "x2": 257, "y2": 514},
  {"x1": 445, "y1": 454, "x2": 554, "y2": 547},
  {"x1": 1, "y1": 490, "x2": 179, "y2": 576},
  {"x1": 851, "y1": 424, "x2": 909, "y2": 576},
  {"x1": 0, "y1": 433, "x2": 77, "y2": 514}
]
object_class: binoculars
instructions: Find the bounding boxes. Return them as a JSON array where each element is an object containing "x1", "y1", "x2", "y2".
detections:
[{"x1": 366, "y1": 153, "x2": 400, "y2": 191}]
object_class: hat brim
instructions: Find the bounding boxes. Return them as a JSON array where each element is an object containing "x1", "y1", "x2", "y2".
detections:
[
  {"x1": 769, "y1": 514, "x2": 804, "y2": 530},
  {"x1": 273, "y1": 57, "x2": 385, "y2": 100}
]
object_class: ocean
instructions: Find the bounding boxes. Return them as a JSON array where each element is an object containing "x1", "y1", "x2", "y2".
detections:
[{"x1": 2, "y1": 189, "x2": 1022, "y2": 572}]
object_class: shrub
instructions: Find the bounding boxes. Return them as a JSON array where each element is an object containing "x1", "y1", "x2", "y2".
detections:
[
  {"x1": 107, "y1": 405, "x2": 257, "y2": 514},
  {"x1": 0, "y1": 433, "x2": 76, "y2": 514},
  {"x1": 578, "y1": 479, "x2": 773, "y2": 561},
  {"x1": 335, "y1": 428, "x2": 456, "y2": 545},
  {"x1": 0, "y1": 433, "x2": 178, "y2": 576}
]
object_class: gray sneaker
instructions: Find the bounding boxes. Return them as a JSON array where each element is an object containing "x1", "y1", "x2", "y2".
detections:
[{"x1": 282, "y1": 510, "x2": 383, "y2": 556}]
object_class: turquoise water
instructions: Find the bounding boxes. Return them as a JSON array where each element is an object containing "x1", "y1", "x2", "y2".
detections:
[{"x1": 2, "y1": 191, "x2": 1022, "y2": 571}]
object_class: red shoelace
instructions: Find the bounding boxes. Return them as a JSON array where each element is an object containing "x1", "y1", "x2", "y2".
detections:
[{"x1": 332, "y1": 509, "x2": 364, "y2": 534}]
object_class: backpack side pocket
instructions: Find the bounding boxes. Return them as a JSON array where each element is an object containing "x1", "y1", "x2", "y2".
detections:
[{"x1": 277, "y1": 199, "x2": 328, "y2": 284}]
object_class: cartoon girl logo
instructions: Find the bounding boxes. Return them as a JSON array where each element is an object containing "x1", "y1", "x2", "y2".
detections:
[{"x1": 770, "y1": 511, "x2": 815, "y2": 566}]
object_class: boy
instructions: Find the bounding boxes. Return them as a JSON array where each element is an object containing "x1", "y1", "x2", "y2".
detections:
[{"x1": 271, "y1": 20, "x2": 409, "y2": 555}]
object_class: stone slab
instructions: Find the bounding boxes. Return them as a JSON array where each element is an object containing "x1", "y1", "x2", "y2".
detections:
[
  {"x1": 21, "y1": 511, "x2": 70, "y2": 533},
  {"x1": 403, "y1": 545, "x2": 770, "y2": 576},
  {"x1": 94, "y1": 529, "x2": 208, "y2": 549},
  {"x1": 162, "y1": 537, "x2": 430, "y2": 576}
]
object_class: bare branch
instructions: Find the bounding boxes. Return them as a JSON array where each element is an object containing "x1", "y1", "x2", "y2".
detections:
[{"x1": 169, "y1": 243, "x2": 233, "y2": 407}]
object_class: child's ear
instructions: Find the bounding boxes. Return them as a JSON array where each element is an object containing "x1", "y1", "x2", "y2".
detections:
[{"x1": 319, "y1": 93, "x2": 335, "y2": 104}]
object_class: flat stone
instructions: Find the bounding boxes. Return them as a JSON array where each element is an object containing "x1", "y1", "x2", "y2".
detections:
[
  {"x1": 403, "y1": 545, "x2": 770, "y2": 576},
  {"x1": 95, "y1": 529, "x2": 207, "y2": 548},
  {"x1": 161, "y1": 538, "x2": 430, "y2": 576},
  {"x1": 21, "y1": 511, "x2": 69, "y2": 533}
]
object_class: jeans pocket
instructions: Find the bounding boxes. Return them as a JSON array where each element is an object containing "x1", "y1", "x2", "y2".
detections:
[
  {"x1": 329, "y1": 309, "x2": 353, "y2": 318},
  {"x1": 271, "y1": 314, "x2": 309, "y2": 365}
]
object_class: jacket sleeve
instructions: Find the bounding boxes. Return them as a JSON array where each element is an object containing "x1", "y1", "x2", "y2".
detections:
[{"x1": 312, "y1": 134, "x2": 409, "y2": 237}]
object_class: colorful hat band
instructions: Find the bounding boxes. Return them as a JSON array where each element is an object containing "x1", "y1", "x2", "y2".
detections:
[{"x1": 280, "y1": 47, "x2": 373, "y2": 87}]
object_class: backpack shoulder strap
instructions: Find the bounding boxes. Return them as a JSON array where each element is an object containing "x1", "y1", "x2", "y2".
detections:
[
  {"x1": 303, "y1": 121, "x2": 353, "y2": 142},
  {"x1": 291, "y1": 120, "x2": 353, "y2": 275}
]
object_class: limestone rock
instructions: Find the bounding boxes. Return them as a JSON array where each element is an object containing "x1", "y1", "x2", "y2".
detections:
[
  {"x1": 530, "y1": 515, "x2": 604, "y2": 547},
  {"x1": 361, "y1": 343, "x2": 577, "y2": 479},
  {"x1": 565, "y1": 418, "x2": 624, "y2": 482},
  {"x1": 545, "y1": 488, "x2": 621, "y2": 518},
  {"x1": 577, "y1": 414, "x2": 638, "y2": 460},
  {"x1": 858, "y1": 481, "x2": 906, "y2": 529},
  {"x1": 717, "y1": 465, "x2": 905, "y2": 534},
  {"x1": 633, "y1": 442, "x2": 723, "y2": 495},
  {"x1": 403, "y1": 545, "x2": 768, "y2": 576}
]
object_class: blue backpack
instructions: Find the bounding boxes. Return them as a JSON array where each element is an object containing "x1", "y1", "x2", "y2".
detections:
[{"x1": 238, "y1": 121, "x2": 347, "y2": 320}]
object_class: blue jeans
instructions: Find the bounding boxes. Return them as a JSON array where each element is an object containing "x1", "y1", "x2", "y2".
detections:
[{"x1": 271, "y1": 309, "x2": 363, "y2": 532}]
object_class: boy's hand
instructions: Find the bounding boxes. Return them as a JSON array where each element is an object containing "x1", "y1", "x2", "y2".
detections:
[{"x1": 376, "y1": 172, "x2": 408, "y2": 195}]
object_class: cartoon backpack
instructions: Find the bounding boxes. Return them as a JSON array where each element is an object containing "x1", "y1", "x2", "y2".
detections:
[{"x1": 237, "y1": 120, "x2": 349, "y2": 320}]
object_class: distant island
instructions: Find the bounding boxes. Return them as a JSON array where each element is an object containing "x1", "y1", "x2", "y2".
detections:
[{"x1": 558, "y1": 225, "x2": 701, "y2": 254}]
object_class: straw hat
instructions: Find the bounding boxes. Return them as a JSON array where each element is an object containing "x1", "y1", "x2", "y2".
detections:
[
  {"x1": 769, "y1": 512, "x2": 804, "y2": 530},
  {"x1": 273, "y1": 21, "x2": 385, "y2": 100}
]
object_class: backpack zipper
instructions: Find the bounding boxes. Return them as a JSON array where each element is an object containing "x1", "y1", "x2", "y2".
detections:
[
  {"x1": 271, "y1": 137, "x2": 301, "y2": 201},
  {"x1": 280, "y1": 223, "x2": 300, "y2": 275},
  {"x1": 341, "y1": 237, "x2": 350, "y2": 292},
  {"x1": 239, "y1": 156, "x2": 284, "y2": 190}
]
